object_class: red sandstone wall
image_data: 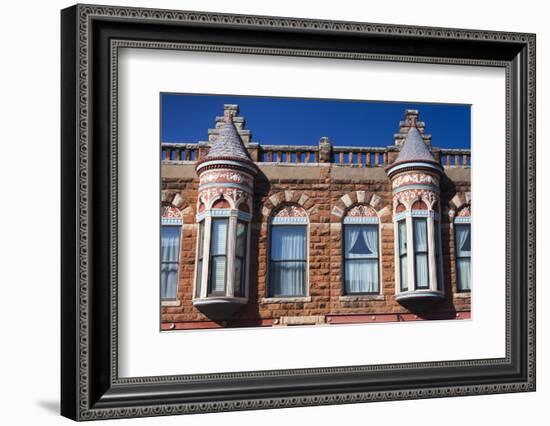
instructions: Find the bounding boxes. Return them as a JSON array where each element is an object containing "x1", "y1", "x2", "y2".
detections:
[{"x1": 161, "y1": 165, "x2": 471, "y2": 329}]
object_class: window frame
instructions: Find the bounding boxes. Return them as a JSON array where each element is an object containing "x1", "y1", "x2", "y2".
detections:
[
  {"x1": 454, "y1": 220, "x2": 472, "y2": 293},
  {"x1": 160, "y1": 223, "x2": 182, "y2": 302},
  {"x1": 412, "y1": 217, "x2": 430, "y2": 290},
  {"x1": 397, "y1": 219, "x2": 408, "y2": 292},
  {"x1": 267, "y1": 221, "x2": 308, "y2": 298},
  {"x1": 342, "y1": 222, "x2": 381, "y2": 295},
  {"x1": 234, "y1": 220, "x2": 248, "y2": 298},
  {"x1": 208, "y1": 217, "x2": 229, "y2": 296}
]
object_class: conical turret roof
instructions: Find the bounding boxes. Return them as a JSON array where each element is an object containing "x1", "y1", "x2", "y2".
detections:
[
  {"x1": 204, "y1": 114, "x2": 252, "y2": 161},
  {"x1": 395, "y1": 127, "x2": 436, "y2": 164},
  {"x1": 386, "y1": 126, "x2": 442, "y2": 177}
]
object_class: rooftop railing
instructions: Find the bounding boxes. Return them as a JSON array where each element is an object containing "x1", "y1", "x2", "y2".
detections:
[{"x1": 161, "y1": 142, "x2": 470, "y2": 167}]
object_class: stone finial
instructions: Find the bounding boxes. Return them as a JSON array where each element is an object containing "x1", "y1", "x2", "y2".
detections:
[
  {"x1": 208, "y1": 104, "x2": 252, "y2": 143},
  {"x1": 223, "y1": 104, "x2": 239, "y2": 119},
  {"x1": 405, "y1": 109, "x2": 419, "y2": 127},
  {"x1": 318, "y1": 136, "x2": 332, "y2": 163},
  {"x1": 393, "y1": 109, "x2": 431, "y2": 148}
]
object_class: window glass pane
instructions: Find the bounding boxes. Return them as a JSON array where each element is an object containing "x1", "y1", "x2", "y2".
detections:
[
  {"x1": 345, "y1": 225, "x2": 378, "y2": 259},
  {"x1": 160, "y1": 226, "x2": 180, "y2": 300},
  {"x1": 195, "y1": 259, "x2": 202, "y2": 298},
  {"x1": 234, "y1": 257, "x2": 243, "y2": 297},
  {"x1": 435, "y1": 221, "x2": 442, "y2": 290},
  {"x1": 197, "y1": 221, "x2": 204, "y2": 259},
  {"x1": 211, "y1": 219, "x2": 228, "y2": 255},
  {"x1": 400, "y1": 255, "x2": 408, "y2": 291},
  {"x1": 270, "y1": 225, "x2": 306, "y2": 260},
  {"x1": 269, "y1": 261, "x2": 306, "y2": 296},
  {"x1": 344, "y1": 225, "x2": 379, "y2": 293},
  {"x1": 398, "y1": 220, "x2": 408, "y2": 291},
  {"x1": 210, "y1": 256, "x2": 226, "y2": 293},
  {"x1": 345, "y1": 259, "x2": 379, "y2": 293},
  {"x1": 413, "y1": 218, "x2": 429, "y2": 289},
  {"x1": 236, "y1": 222, "x2": 247, "y2": 258},
  {"x1": 455, "y1": 223, "x2": 471, "y2": 291},
  {"x1": 455, "y1": 224, "x2": 471, "y2": 256},
  {"x1": 414, "y1": 218, "x2": 428, "y2": 252},
  {"x1": 398, "y1": 220, "x2": 407, "y2": 255},
  {"x1": 457, "y1": 258, "x2": 471, "y2": 291},
  {"x1": 269, "y1": 225, "x2": 307, "y2": 296}
]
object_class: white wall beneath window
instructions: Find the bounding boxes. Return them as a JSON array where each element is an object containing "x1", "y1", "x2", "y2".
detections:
[{"x1": 0, "y1": 1, "x2": 547, "y2": 426}]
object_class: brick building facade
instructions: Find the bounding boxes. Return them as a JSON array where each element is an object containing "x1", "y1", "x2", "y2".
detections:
[{"x1": 160, "y1": 105, "x2": 471, "y2": 330}]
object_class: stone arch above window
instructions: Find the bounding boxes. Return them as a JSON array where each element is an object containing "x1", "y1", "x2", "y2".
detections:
[
  {"x1": 331, "y1": 191, "x2": 390, "y2": 222},
  {"x1": 262, "y1": 190, "x2": 315, "y2": 219},
  {"x1": 448, "y1": 191, "x2": 471, "y2": 220}
]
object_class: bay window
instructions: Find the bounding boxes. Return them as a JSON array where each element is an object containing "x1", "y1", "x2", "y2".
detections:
[{"x1": 394, "y1": 205, "x2": 444, "y2": 309}]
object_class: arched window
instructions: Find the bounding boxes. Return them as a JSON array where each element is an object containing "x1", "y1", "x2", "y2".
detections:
[
  {"x1": 455, "y1": 206, "x2": 471, "y2": 292},
  {"x1": 343, "y1": 205, "x2": 380, "y2": 294},
  {"x1": 268, "y1": 205, "x2": 308, "y2": 297},
  {"x1": 161, "y1": 206, "x2": 182, "y2": 301}
]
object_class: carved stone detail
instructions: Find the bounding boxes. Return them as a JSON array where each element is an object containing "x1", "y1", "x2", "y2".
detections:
[
  {"x1": 347, "y1": 204, "x2": 377, "y2": 217},
  {"x1": 393, "y1": 189, "x2": 439, "y2": 211},
  {"x1": 198, "y1": 187, "x2": 250, "y2": 209},
  {"x1": 392, "y1": 172, "x2": 439, "y2": 189},
  {"x1": 161, "y1": 205, "x2": 182, "y2": 219},
  {"x1": 273, "y1": 205, "x2": 307, "y2": 218}
]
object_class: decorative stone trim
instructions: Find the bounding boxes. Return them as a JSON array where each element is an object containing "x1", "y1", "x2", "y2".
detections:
[
  {"x1": 161, "y1": 300, "x2": 181, "y2": 307},
  {"x1": 161, "y1": 218, "x2": 182, "y2": 225},
  {"x1": 339, "y1": 295, "x2": 385, "y2": 302},
  {"x1": 261, "y1": 296, "x2": 312, "y2": 304},
  {"x1": 275, "y1": 315, "x2": 325, "y2": 326},
  {"x1": 343, "y1": 216, "x2": 379, "y2": 224},
  {"x1": 448, "y1": 192, "x2": 471, "y2": 220}
]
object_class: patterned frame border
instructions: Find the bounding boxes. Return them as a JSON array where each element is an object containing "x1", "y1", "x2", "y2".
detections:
[{"x1": 66, "y1": 4, "x2": 535, "y2": 420}]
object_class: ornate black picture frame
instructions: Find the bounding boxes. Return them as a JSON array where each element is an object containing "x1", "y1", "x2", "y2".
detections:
[{"x1": 61, "y1": 4, "x2": 536, "y2": 421}]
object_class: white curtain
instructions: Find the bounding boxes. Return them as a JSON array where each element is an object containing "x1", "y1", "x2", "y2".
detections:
[
  {"x1": 398, "y1": 221, "x2": 408, "y2": 290},
  {"x1": 344, "y1": 225, "x2": 379, "y2": 293},
  {"x1": 270, "y1": 226, "x2": 306, "y2": 296},
  {"x1": 414, "y1": 219, "x2": 429, "y2": 289},
  {"x1": 160, "y1": 226, "x2": 181, "y2": 299},
  {"x1": 210, "y1": 219, "x2": 228, "y2": 293},
  {"x1": 455, "y1": 224, "x2": 471, "y2": 290}
]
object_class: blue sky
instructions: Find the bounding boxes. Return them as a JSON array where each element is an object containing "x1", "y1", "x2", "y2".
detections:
[{"x1": 161, "y1": 94, "x2": 471, "y2": 149}]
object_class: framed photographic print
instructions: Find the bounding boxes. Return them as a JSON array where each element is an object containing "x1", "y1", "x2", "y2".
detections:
[{"x1": 61, "y1": 4, "x2": 536, "y2": 421}]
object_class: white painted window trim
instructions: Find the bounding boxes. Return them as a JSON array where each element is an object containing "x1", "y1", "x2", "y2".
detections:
[
  {"x1": 160, "y1": 222, "x2": 183, "y2": 303},
  {"x1": 194, "y1": 209, "x2": 252, "y2": 301},
  {"x1": 342, "y1": 219, "x2": 382, "y2": 296},
  {"x1": 267, "y1": 213, "x2": 310, "y2": 299},
  {"x1": 393, "y1": 210, "x2": 442, "y2": 295}
]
